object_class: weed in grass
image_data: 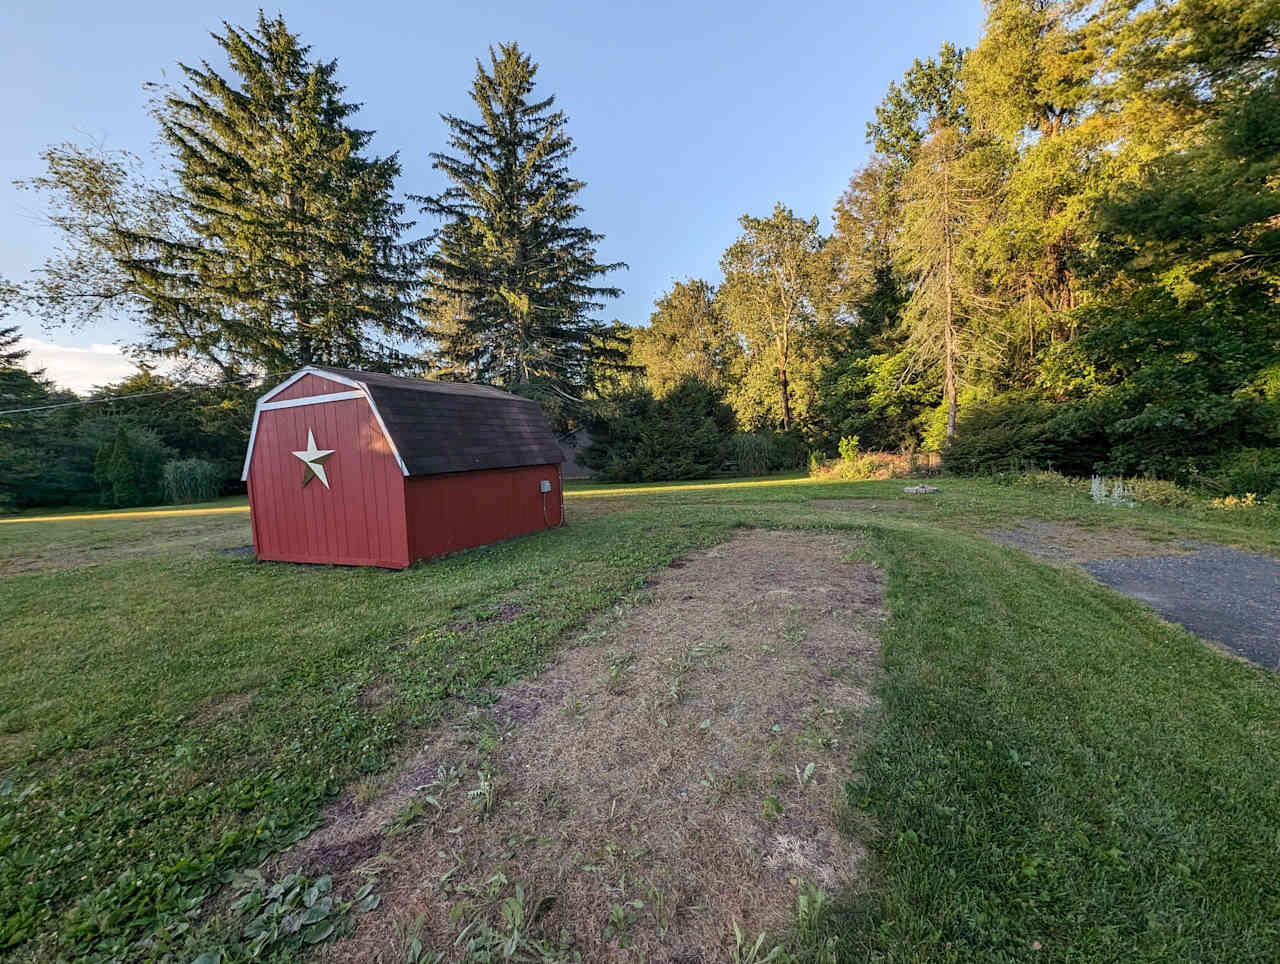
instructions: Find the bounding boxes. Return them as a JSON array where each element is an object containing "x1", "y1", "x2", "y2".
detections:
[
  {"x1": 468, "y1": 770, "x2": 497, "y2": 817},
  {"x1": 191, "y1": 870, "x2": 379, "y2": 961},
  {"x1": 729, "y1": 919, "x2": 785, "y2": 963},
  {"x1": 395, "y1": 913, "x2": 443, "y2": 964},
  {"x1": 604, "y1": 650, "x2": 636, "y2": 694},
  {"x1": 603, "y1": 899, "x2": 644, "y2": 947},
  {"x1": 794, "y1": 762, "x2": 816, "y2": 789}
]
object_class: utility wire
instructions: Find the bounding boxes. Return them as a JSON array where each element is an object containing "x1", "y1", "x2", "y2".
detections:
[{"x1": 0, "y1": 368, "x2": 294, "y2": 416}]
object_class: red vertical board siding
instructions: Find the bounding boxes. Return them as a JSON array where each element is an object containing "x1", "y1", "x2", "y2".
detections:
[
  {"x1": 247, "y1": 397, "x2": 410, "y2": 567},
  {"x1": 403, "y1": 464, "x2": 563, "y2": 562},
  {"x1": 269, "y1": 373, "x2": 353, "y2": 402}
]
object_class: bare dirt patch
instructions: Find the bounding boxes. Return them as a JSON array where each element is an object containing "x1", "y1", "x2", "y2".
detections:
[
  {"x1": 984, "y1": 520, "x2": 1195, "y2": 563},
  {"x1": 293, "y1": 529, "x2": 884, "y2": 962}
]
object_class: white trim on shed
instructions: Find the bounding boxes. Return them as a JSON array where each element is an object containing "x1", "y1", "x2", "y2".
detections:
[{"x1": 241, "y1": 367, "x2": 410, "y2": 481}]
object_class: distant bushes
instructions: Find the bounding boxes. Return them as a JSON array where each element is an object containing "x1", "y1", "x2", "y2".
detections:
[
  {"x1": 581, "y1": 377, "x2": 737, "y2": 482},
  {"x1": 1214, "y1": 448, "x2": 1280, "y2": 497},
  {"x1": 943, "y1": 392, "x2": 1280, "y2": 492},
  {"x1": 161, "y1": 458, "x2": 225, "y2": 504},
  {"x1": 728, "y1": 431, "x2": 809, "y2": 476},
  {"x1": 809, "y1": 435, "x2": 913, "y2": 481},
  {"x1": 92, "y1": 424, "x2": 175, "y2": 507}
]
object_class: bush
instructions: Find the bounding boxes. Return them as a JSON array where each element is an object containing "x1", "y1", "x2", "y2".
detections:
[
  {"x1": 729, "y1": 434, "x2": 772, "y2": 477},
  {"x1": 1212, "y1": 447, "x2": 1280, "y2": 496},
  {"x1": 942, "y1": 396, "x2": 1078, "y2": 476},
  {"x1": 581, "y1": 377, "x2": 737, "y2": 482},
  {"x1": 161, "y1": 458, "x2": 225, "y2": 504},
  {"x1": 92, "y1": 423, "x2": 175, "y2": 507},
  {"x1": 809, "y1": 436, "x2": 882, "y2": 481},
  {"x1": 763, "y1": 430, "x2": 809, "y2": 471},
  {"x1": 1122, "y1": 477, "x2": 1195, "y2": 508}
]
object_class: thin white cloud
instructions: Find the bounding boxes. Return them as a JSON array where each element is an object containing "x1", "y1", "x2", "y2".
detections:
[{"x1": 17, "y1": 338, "x2": 172, "y2": 394}]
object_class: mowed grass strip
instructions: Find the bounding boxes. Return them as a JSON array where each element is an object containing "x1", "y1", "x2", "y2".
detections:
[
  {"x1": 1, "y1": 476, "x2": 1278, "y2": 960},
  {"x1": 840, "y1": 518, "x2": 1280, "y2": 962},
  {"x1": 0, "y1": 505, "x2": 740, "y2": 959}
]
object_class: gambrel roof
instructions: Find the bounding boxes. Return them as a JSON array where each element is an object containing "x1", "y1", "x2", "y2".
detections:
[{"x1": 242, "y1": 366, "x2": 563, "y2": 480}]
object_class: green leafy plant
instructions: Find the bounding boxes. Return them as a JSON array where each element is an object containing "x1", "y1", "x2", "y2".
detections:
[
  {"x1": 730, "y1": 919, "x2": 785, "y2": 963},
  {"x1": 603, "y1": 899, "x2": 644, "y2": 947},
  {"x1": 191, "y1": 870, "x2": 379, "y2": 961}
]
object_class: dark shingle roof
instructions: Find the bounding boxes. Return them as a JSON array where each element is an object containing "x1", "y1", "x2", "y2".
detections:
[{"x1": 312, "y1": 367, "x2": 563, "y2": 476}]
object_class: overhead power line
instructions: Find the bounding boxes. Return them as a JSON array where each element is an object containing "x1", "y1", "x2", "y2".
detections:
[{"x1": 0, "y1": 369, "x2": 294, "y2": 416}]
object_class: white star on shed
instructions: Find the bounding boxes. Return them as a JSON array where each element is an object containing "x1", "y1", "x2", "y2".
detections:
[{"x1": 292, "y1": 429, "x2": 336, "y2": 489}]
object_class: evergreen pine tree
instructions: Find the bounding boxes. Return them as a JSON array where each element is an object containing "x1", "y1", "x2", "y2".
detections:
[
  {"x1": 19, "y1": 13, "x2": 419, "y2": 378},
  {"x1": 0, "y1": 324, "x2": 30, "y2": 370},
  {"x1": 418, "y1": 43, "x2": 624, "y2": 397}
]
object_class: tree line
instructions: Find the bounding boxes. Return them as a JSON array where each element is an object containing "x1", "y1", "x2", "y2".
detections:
[
  {"x1": 3, "y1": 1, "x2": 1278, "y2": 507},
  {"x1": 613, "y1": 0, "x2": 1279, "y2": 492},
  {"x1": 1, "y1": 14, "x2": 624, "y2": 508}
]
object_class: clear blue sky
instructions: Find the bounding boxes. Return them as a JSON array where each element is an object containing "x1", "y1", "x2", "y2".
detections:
[{"x1": 1, "y1": 0, "x2": 983, "y2": 390}]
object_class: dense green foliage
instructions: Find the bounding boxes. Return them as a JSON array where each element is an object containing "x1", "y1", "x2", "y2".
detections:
[
  {"x1": 10, "y1": 2, "x2": 1274, "y2": 490},
  {"x1": 417, "y1": 43, "x2": 624, "y2": 401},
  {"x1": 0, "y1": 361, "x2": 253, "y2": 511},
  {"x1": 602, "y1": 0, "x2": 1279, "y2": 488},
  {"x1": 579, "y1": 377, "x2": 736, "y2": 481}
]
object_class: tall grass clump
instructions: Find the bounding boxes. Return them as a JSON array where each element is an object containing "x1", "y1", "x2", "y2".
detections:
[
  {"x1": 161, "y1": 458, "x2": 224, "y2": 504},
  {"x1": 730, "y1": 433, "x2": 772, "y2": 477}
]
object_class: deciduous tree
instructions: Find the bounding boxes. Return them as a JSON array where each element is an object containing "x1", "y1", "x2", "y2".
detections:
[
  {"x1": 629, "y1": 279, "x2": 738, "y2": 395},
  {"x1": 718, "y1": 204, "x2": 835, "y2": 432}
]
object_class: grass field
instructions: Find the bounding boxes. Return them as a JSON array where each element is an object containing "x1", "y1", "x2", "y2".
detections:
[{"x1": 2, "y1": 476, "x2": 1278, "y2": 961}]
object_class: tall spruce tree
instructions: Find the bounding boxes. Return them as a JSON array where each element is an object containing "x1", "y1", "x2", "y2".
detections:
[
  {"x1": 18, "y1": 13, "x2": 418, "y2": 378},
  {"x1": 418, "y1": 43, "x2": 624, "y2": 397}
]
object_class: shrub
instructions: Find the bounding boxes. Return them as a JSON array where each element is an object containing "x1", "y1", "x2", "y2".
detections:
[
  {"x1": 1212, "y1": 447, "x2": 1280, "y2": 496},
  {"x1": 1122, "y1": 477, "x2": 1195, "y2": 508},
  {"x1": 942, "y1": 397, "x2": 1066, "y2": 476},
  {"x1": 763, "y1": 431, "x2": 809, "y2": 471},
  {"x1": 161, "y1": 458, "x2": 225, "y2": 504},
  {"x1": 819, "y1": 436, "x2": 881, "y2": 481},
  {"x1": 729, "y1": 434, "x2": 772, "y2": 477},
  {"x1": 581, "y1": 377, "x2": 737, "y2": 482},
  {"x1": 92, "y1": 423, "x2": 175, "y2": 507}
]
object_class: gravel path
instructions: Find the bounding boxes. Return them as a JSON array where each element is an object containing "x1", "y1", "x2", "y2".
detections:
[{"x1": 1083, "y1": 547, "x2": 1280, "y2": 669}]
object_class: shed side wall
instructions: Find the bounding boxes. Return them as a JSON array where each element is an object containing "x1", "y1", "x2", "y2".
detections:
[
  {"x1": 247, "y1": 397, "x2": 409, "y2": 567},
  {"x1": 404, "y1": 464, "x2": 563, "y2": 562}
]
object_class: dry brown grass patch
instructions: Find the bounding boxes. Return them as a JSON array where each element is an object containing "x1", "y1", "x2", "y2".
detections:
[
  {"x1": 295, "y1": 529, "x2": 883, "y2": 962},
  {"x1": 984, "y1": 520, "x2": 1195, "y2": 563}
]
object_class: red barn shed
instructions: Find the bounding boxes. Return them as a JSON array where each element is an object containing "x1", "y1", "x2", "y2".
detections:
[{"x1": 241, "y1": 366, "x2": 564, "y2": 568}]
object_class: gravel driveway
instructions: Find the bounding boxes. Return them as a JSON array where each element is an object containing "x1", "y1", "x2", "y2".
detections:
[
  {"x1": 1083, "y1": 547, "x2": 1280, "y2": 669},
  {"x1": 986, "y1": 522, "x2": 1280, "y2": 669}
]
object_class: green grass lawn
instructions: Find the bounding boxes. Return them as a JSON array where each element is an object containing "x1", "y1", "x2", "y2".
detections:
[{"x1": 2, "y1": 477, "x2": 1278, "y2": 961}]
